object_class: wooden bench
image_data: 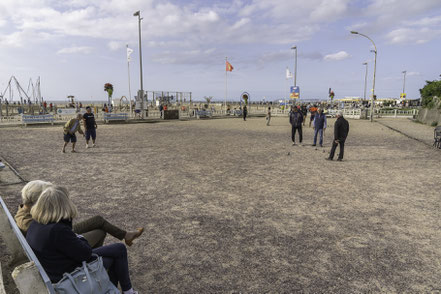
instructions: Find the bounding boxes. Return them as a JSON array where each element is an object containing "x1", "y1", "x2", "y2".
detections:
[
  {"x1": 0, "y1": 196, "x2": 55, "y2": 294},
  {"x1": 195, "y1": 110, "x2": 212, "y2": 119},
  {"x1": 21, "y1": 115, "x2": 55, "y2": 127},
  {"x1": 103, "y1": 112, "x2": 129, "y2": 123}
]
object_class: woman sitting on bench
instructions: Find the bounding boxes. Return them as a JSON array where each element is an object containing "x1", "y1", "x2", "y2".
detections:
[
  {"x1": 26, "y1": 185, "x2": 139, "y2": 293},
  {"x1": 15, "y1": 180, "x2": 143, "y2": 248}
]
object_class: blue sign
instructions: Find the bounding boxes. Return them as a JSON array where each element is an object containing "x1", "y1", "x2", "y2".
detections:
[{"x1": 290, "y1": 86, "x2": 300, "y2": 99}]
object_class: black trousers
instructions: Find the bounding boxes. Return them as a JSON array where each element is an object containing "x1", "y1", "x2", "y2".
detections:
[
  {"x1": 291, "y1": 125, "x2": 302, "y2": 143},
  {"x1": 329, "y1": 139, "x2": 345, "y2": 159},
  {"x1": 243, "y1": 113, "x2": 247, "y2": 120}
]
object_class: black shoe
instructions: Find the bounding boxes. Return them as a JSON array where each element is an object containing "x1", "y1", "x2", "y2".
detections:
[
  {"x1": 326, "y1": 157, "x2": 333, "y2": 161},
  {"x1": 320, "y1": 144, "x2": 323, "y2": 147},
  {"x1": 312, "y1": 144, "x2": 316, "y2": 146},
  {"x1": 337, "y1": 158, "x2": 343, "y2": 161}
]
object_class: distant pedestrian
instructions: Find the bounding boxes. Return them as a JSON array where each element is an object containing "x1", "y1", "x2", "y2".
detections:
[
  {"x1": 243, "y1": 105, "x2": 248, "y2": 121},
  {"x1": 83, "y1": 106, "x2": 97, "y2": 148},
  {"x1": 266, "y1": 106, "x2": 271, "y2": 126},
  {"x1": 289, "y1": 106, "x2": 303, "y2": 145},
  {"x1": 312, "y1": 108, "x2": 327, "y2": 147},
  {"x1": 62, "y1": 113, "x2": 84, "y2": 153},
  {"x1": 309, "y1": 105, "x2": 318, "y2": 127},
  {"x1": 49, "y1": 103, "x2": 53, "y2": 112},
  {"x1": 327, "y1": 111, "x2": 349, "y2": 161},
  {"x1": 301, "y1": 105, "x2": 307, "y2": 126},
  {"x1": 159, "y1": 104, "x2": 164, "y2": 118}
]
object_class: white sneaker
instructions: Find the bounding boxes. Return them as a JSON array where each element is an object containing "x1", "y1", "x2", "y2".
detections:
[
  {"x1": 92, "y1": 144, "x2": 96, "y2": 148},
  {"x1": 86, "y1": 144, "x2": 90, "y2": 149}
]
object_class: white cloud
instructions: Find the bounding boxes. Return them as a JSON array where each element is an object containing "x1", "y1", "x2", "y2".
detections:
[
  {"x1": 386, "y1": 27, "x2": 441, "y2": 44},
  {"x1": 324, "y1": 51, "x2": 350, "y2": 61},
  {"x1": 108, "y1": 41, "x2": 123, "y2": 51},
  {"x1": 57, "y1": 46, "x2": 93, "y2": 54}
]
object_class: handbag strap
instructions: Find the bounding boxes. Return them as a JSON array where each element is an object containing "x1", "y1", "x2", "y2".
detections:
[
  {"x1": 64, "y1": 273, "x2": 83, "y2": 294},
  {"x1": 82, "y1": 260, "x2": 95, "y2": 292}
]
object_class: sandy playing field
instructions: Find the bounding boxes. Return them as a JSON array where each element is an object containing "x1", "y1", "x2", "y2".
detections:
[{"x1": 1, "y1": 116, "x2": 440, "y2": 293}]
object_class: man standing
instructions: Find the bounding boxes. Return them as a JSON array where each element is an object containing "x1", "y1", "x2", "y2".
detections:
[
  {"x1": 83, "y1": 106, "x2": 97, "y2": 148},
  {"x1": 243, "y1": 105, "x2": 248, "y2": 121},
  {"x1": 266, "y1": 106, "x2": 271, "y2": 126},
  {"x1": 312, "y1": 108, "x2": 327, "y2": 147},
  {"x1": 327, "y1": 111, "x2": 349, "y2": 161},
  {"x1": 62, "y1": 113, "x2": 84, "y2": 153},
  {"x1": 309, "y1": 105, "x2": 317, "y2": 127},
  {"x1": 289, "y1": 106, "x2": 303, "y2": 145}
]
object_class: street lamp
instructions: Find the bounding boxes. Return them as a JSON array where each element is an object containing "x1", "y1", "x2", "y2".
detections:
[
  {"x1": 291, "y1": 46, "x2": 297, "y2": 87},
  {"x1": 351, "y1": 31, "x2": 377, "y2": 122},
  {"x1": 362, "y1": 62, "x2": 368, "y2": 100},
  {"x1": 134, "y1": 10, "x2": 145, "y2": 119},
  {"x1": 402, "y1": 70, "x2": 407, "y2": 98}
]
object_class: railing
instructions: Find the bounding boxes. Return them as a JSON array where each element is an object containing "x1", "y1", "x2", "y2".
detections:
[{"x1": 375, "y1": 109, "x2": 418, "y2": 118}]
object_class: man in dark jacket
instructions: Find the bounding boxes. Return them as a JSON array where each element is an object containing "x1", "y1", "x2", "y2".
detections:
[
  {"x1": 327, "y1": 111, "x2": 349, "y2": 161},
  {"x1": 312, "y1": 108, "x2": 327, "y2": 147},
  {"x1": 289, "y1": 106, "x2": 304, "y2": 145}
]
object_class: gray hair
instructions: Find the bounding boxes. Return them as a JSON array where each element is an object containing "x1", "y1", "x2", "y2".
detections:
[
  {"x1": 30, "y1": 186, "x2": 77, "y2": 224},
  {"x1": 21, "y1": 180, "x2": 53, "y2": 206}
]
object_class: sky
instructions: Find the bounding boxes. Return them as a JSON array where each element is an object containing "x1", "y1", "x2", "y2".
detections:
[{"x1": 1, "y1": 0, "x2": 441, "y2": 102}]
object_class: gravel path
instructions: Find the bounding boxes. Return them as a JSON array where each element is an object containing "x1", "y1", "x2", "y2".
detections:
[{"x1": 0, "y1": 117, "x2": 440, "y2": 293}]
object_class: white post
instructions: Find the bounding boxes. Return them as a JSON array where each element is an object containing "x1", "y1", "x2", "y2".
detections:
[
  {"x1": 225, "y1": 57, "x2": 228, "y2": 115},
  {"x1": 394, "y1": 109, "x2": 397, "y2": 118},
  {"x1": 127, "y1": 44, "x2": 133, "y2": 116}
]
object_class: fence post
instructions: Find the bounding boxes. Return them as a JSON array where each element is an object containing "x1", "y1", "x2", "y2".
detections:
[{"x1": 394, "y1": 109, "x2": 397, "y2": 118}]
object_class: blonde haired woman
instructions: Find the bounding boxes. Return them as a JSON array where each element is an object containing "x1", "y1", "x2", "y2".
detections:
[
  {"x1": 26, "y1": 186, "x2": 138, "y2": 294},
  {"x1": 15, "y1": 180, "x2": 143, "y2": 248}
]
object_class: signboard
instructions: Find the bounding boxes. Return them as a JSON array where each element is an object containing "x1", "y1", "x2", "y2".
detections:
[
  {"x1": 57, "y1": 109, "x2": 78, "y2": 115},
  {"x1": 290, "y1": 86, "x2": 300, "y2": 99},
  {"x1": 400, "y1": 93, "x2": 406, "y2": 99}
]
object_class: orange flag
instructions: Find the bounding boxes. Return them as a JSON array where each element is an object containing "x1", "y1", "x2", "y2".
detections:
[{"x1": 226, "y1": 61, "x2": 234, "y2": 72}]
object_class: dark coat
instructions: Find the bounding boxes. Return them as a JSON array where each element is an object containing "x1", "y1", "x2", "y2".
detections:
[
  {"x1": 334, "y1": 116, "x2": 349, "y2": 141},
  {"x1": 26, "y1": 219, "x2": 92, "y2": 282},
  {"x1": 289, "y1": 111, "x2": 303, "y2": 127}
]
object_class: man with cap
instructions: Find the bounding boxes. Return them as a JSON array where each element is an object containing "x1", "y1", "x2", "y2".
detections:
[
  {"x1": 327, "y1": 110, "x2": 349, "y2": 161},
  {"x1": 312, "y1": 108, "x2": 327, "y2": 147},
  {"x1": 62, "y1": 113, "x2": 84, "y2": 153}
]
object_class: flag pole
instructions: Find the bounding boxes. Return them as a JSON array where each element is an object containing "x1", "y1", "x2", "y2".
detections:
[
  {"x1": 225, "y1": 57, "x2": 227, "y2": 114},
  {"x1": 127, "y1": 44, "x2": 133, "y2": 115}
]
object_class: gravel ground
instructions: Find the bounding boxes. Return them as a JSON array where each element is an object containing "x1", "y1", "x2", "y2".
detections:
[{"x1": 0, "y1": 116, "x2": 440, "y2": 293}]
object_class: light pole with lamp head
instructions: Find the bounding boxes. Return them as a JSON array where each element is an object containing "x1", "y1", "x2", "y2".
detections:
[
  {"x1": 134, "y1": 10, "x2": 145, "y2": 119},
  {"x1": 291, "y1": 46, "x2": 297, "y2": 87},
  {"x1": 363, "y1": 62, "x2": 368, "y2": 100},
  {"x1": 351, "y1": 31, "x2": 377, "y2": 122},
  {"x1": 402, "y1": 70, "x2": 407, "y2": 98}
]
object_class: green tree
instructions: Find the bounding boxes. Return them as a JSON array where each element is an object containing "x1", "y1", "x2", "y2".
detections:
[{"x1": 420, "y1": 79, "x2": 441, "y2": 108}]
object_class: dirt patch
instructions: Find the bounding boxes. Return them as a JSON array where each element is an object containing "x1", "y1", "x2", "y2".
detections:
[{"x1": 0, "y1": 117, "x2": 440, "y2": 292}]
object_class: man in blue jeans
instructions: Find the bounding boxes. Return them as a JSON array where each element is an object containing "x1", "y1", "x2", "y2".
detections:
[{"x1": 312, "y1": 108, "x2": 327, "y2": 147}]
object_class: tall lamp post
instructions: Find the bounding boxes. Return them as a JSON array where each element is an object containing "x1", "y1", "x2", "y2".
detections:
[
  {"x1": 402, "y1": 70, "x2": 407, "y2": 99},
  {"x1": 363, "y1": 62, "x2": 368, "y2": 100},
  {"x1": 134, "y1": 11, "x2": 145, "y2": 119},
  {"x1": 351, "y1": 31, "x2": 377, "y2": 122},
  {"x1": 291, "y1": 46, "x2": 297, "y2": 87}
]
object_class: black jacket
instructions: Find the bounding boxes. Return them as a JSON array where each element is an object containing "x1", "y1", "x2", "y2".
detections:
[
  {"x1": 334, "y1": 116, "x2": 349, "y2": 141},
  {"x1": 289, "y1": 111, "x2": 303, "y2": 127},
  {"x1": 26, "y1": 219, "x2": 92, "y2": 282}
]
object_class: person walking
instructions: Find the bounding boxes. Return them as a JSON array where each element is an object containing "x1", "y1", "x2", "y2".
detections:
[
  {"x1": 312, "y1": 108, "x2": 327, "y2": 147},
  {"x1": 289, "y1": 106, "x2": 303, "y2": 145},
  {"x1": 327, "y1": 111, "x2": 349, "y2": 161},
  {"x1": 266, "y1": 106, "x2": 271, "y2": 126},
  {"x1": 83, "y1": 106, "x2": 98, "y2": 148},
  {"x1": 243, "y1": 105, "x2": 248, "y2": 121},
  {"x1": 62, "y1": 113, "x2": 84, "y2": 153},
  {"x1": 309, "y1": 105, "x2": 317, "y2": 127}
]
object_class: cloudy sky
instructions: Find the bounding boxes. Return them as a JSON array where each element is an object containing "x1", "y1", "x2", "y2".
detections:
[{"x1": 1, "y1": 0, "x2": 441, "y2": 102}]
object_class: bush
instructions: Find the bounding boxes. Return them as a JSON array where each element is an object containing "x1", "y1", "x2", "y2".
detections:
[
  {"x1": 431, "y1": 121, "x2": 438, "y2": 127},
  {"x1": 420, "y1": 79, "x2": 441, "y2": 107}
]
